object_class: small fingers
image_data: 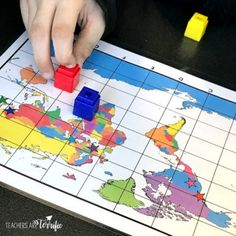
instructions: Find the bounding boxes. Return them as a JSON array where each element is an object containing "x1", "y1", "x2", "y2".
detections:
[
  {"x1": 20, "y1": 0, "x2": 29, "y2": 31},
  {"x1": 74, "y1": 20, "x2": 105, "y2": 66},
  {"x1": 29, "y1": 0, "x2": 56, "y2": 78},
  {"x1": 52, "y1": 0, "x2": 84, "y2": 66},
  {"x1": 74, "y1": 5, "x2": 105, "y2": 65}
]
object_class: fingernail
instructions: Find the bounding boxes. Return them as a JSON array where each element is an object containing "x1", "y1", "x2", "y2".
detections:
[
  {"x1": 42, "y1": 72, "x2": 53, "y2": 80},
  {"x1": 66, "y1": 64, "x2": 76, "y2": 68}
]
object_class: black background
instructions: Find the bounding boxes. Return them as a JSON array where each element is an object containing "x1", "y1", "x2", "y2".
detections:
[{"x1": 0, "y1": 1, "x2": 236, "y2": 236}]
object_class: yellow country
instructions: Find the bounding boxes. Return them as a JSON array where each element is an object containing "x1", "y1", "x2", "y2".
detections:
[
  {"x1": 167, "y1": 118, "x2": 186, "y2": 136},
  {"x1": 0, "y1": 139, "x2": 18, "y2": 149},
  {"x1": 21, "y1": 130, "x2": 66, "y2": 156},
  {"x1": 60, "y1": 144, "x2": 78, "y2": 164},
  {"x1": 0, "y1": 116, "x2": 32, "y2": 145}
]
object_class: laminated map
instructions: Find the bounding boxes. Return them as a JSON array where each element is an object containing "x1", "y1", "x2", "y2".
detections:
[{"x1": 0, "y1": 32, "x2": 236, "y2": 236}]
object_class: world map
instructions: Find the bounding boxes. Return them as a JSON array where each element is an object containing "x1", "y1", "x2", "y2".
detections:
[
  {"x1": 0, "y1": 68, "x2": 127, "y2": 167},
  {"x1": 0, "y1": 41, "x2": 236, "y2": 236}
]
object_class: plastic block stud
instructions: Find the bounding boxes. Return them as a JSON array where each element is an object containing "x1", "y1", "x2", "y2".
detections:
[{"x1": 184, "y1": 12, "x2": 208, "y2": 42}]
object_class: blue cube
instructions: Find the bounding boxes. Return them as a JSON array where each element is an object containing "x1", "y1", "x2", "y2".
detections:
[{"x1": 73, "y1": 86, "x2": 100, "y2": 121}]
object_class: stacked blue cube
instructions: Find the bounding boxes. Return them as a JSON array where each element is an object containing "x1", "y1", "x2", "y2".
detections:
[{"x1": 73, "y1": 86, "x2": 100, "y2": 121}]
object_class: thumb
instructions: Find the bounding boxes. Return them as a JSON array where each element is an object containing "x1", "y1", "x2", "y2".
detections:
[{"x1": 73, "y1": 19, "x2": 105, "y2": 66}]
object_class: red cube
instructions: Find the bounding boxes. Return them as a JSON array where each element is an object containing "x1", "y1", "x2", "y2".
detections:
[{"x1": 54, "y1": 65, "x2": 80, "y2": 93}]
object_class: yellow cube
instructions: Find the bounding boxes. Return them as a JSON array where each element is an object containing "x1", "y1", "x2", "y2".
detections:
[{"x1": 184, "y1": 12, "x2": 208, "y2": 42}]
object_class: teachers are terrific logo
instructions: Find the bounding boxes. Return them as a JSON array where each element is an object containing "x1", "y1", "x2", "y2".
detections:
[
  {"x1": 33, "y1": 215, "x2": 63, "y2": 232},
  {"x1": 5, "y1": 215, "x2": 63, "y2": 232}
]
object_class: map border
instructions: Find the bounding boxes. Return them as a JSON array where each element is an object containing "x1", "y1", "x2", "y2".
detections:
[{"x1": 0, "y1": 32, "x2": 235, "y2": 236}]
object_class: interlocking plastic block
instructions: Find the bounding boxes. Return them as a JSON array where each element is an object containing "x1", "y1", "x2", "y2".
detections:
[
  {"x1": 54, "y1": 64, "x2": 80, "y2": 93},
  {"x1": 73, "y1": 86, "x2": 100, "y2": 121},
  {"x1": 184, "y1": 12, "x2": 208, "y2": 42}
]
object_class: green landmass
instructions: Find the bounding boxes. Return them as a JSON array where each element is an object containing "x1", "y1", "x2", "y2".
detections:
[
  {"x1": 95, "y1": 178, "x2": 144, "y2": 207},
  {"x1": 45, "y1": 107, "x2": 61, "y2": 122}
]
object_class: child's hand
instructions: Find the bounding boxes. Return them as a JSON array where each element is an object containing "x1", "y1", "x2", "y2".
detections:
[{"x1": 20, "y1": 0, "x2": 105, "y2": 79}]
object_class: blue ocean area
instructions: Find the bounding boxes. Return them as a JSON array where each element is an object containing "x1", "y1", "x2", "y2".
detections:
[
  {"x1": 175, "y1": 83, "x2": 208, "y2": 107},
  {"x1": 115, "y1": 61, "x2": 149, "y2": 82},
  {"x1": 83, "y1": 50, "x2": 236, "y2": 120},
  {"x1": 208, "y1": 210, "x2": 231, "y2": 228},
  {"x1": 83, "y1": 61, "x2": 114, "y2": 79},
  {"x1": 204, "y1": 95, "x2": 236, "y2": 119},
  {"x1": 155, "y1": 168, "x2": 202, "y2": 193},
  {"x1": 143, "y1": 72, "x2": 178, "y2": 91},
  {"x1": 86, "y1": 50, "x2": 121, "y2": 71},
  {"x1": 111, "y1": 73, "x2": 143, "y2": 88}
]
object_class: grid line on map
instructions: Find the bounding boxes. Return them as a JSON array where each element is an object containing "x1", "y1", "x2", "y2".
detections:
[
  {"x1": 3, "y1": 90, "x2": 64, "y2": 167},
  {"x1": 192, "y1": 111, "x2": 236, "y2": 236},
  {"x1": 74, "y1": 56, "x2": 128, "y2": 197},
  {"x1": 1, "y1": 48, "x2": 235, "y2": 193},
  {"x1": 55, "y1": 88, "x2": 234, "y2": 138},
  {"x1": 0, "y1": 39, "x2": 235, "y2": 236},
  {"x1": 36, "y1": 98, "x2": 89, "y2": 182},
  {"x1": 1, "y1": 162, "x2": 171, "y2": 236},
  {"x1": 1, "y1": 102, "x2": 236, "y2": 217},
  {"x1": 30, "y1": 44, "x2": 236, "y2": 236},
  {"x1": 24, "y1": 59, "x2": 231, "y2": 137},
  {"x1": 1, "y1": 50, "x2": 67, "y2": 165},
  {"x1": 82, "y1": 73, "x2": 235, "y2": 134},
  {"x1": 20, "y1": 44, "x2": 236, "y2": 110},
  {"x1": 82, "y1": 49, "x2": 236, "y2": 122},
  {"x1": 2, "y1": 123, "x2": 235, "y2": 217},
  {"x1": 75, "y1": 56, "x2": 153, "y2": 197},
  {"x1": 88, "y1": 65, "x2": 161, "y2": 222},
  {"x1": 2, "y1": 46, "x2": 236, "y2": 189},
  {"x1": 123, "y1": 79, "x2": 181, "y2": 228},
  {"x1": 148, "y1": 85, "x2": 210, "y2": 233},
  {"x1": 1, "y1": 130, "x2": 235, "y2": 224},
  {"x1": 0, "y1": 70, "x2": 126, "y2": 154},
  {"x1": 109, "y1": 64, "x2": 180, "y2": 217},
  {"x1": 161, "y1": 101, "x2": 234, "y2": 236},
  {"x1": 149, "y1": 83, "x2": 235, "y2": 236},
  {"x1": 0, "y1": 78, "x2": 33, "y2": 118}
]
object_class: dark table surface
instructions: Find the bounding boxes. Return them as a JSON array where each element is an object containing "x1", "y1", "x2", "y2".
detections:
[{"x1": 1, "y1": 1, "x2": 236, "y2": 236}]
